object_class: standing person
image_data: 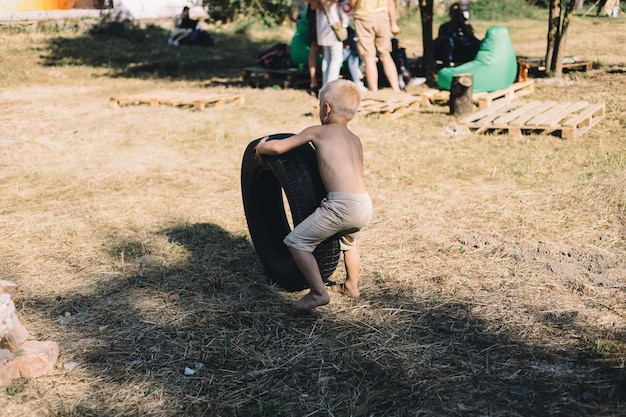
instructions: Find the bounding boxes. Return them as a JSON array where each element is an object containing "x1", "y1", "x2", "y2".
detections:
[
  {"x1": 255, "y1": 80, "x2": 372, "y2": 311},
  {"x1": 342, "y1": 26, "x2": 367, "y2": 91},
  {"x1": 350, "y1": 0, "x2": 400, "y2": 91},
  {"x1": 316, "y1": 0, "x2": 346, "y2": 87},
  {"x1": 306, "y1": 1, "x2": 321, "y2": 96}
]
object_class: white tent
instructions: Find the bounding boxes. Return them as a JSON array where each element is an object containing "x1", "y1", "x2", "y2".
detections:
[
  {"x1": 113, "y1": 0, "x2": 192, "y2": 20},
  {"x1": 0, "y1": 0, "x2": 197, "y2": 22}
]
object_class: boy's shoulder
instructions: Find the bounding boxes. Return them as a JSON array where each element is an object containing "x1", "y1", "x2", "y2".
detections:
[
  {"x1": 318, "y1": 122, "x2": 355, "y2": 136},
  {"x1": 315, "y1": 124, "x2": 360, "y2": 147}
]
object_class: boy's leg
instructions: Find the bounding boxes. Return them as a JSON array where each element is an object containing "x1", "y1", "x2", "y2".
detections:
[
  {"x1": 342, "y1": 247, "x2": 361, "y2": 297},
  {"x1": 288, "y1": 247, "x2": 330, "y2": 310},
  {"x1": 328, "y1": 247, "x2": 361, "y2": 298}
]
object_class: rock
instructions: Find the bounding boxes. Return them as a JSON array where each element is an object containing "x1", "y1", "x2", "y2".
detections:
[
  {"x1": 0, "y1": 280, "x2": 19, "y2": 301},
  {"x1": 0, "y1": 294, "x2": 30, "y2": 351},
  {"x1": 0, "y1": 348, "x2": 12, "y2": 365},
  {"x1": 0, "y1": 340, "x2": 59, "y2": 386}
]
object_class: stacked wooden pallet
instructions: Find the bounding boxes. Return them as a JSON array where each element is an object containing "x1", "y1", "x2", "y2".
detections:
[
  {"x1": 109, "y1": 91, "x2": 244, "y2": 110},
  {"x1": 419, "y1": 80, "x2": 535, "y2": 109},
  {"x1": 457, "y1": 99, "x2": 605, "y2": 139},
  {"x1": 358, "y1": 90, "x2": 421, "y2": 119},
  {"x1": 241, "y1": 66, "x2": 310, "y2": 89},
  {"x1": 517, "y1": 55, "x2": 593, "y2": 75}
]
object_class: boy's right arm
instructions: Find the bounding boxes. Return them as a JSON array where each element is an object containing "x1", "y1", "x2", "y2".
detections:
[{"x1": 255, "y1": 127, "x2": 318, "y2": 157}]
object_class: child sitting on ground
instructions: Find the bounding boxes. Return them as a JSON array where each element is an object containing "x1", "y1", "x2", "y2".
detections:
[{"x1": 255, "y1": 79, "x2": 372, "y2": 311}]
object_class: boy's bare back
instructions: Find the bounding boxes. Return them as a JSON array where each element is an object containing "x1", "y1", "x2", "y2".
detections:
[
  {"x1": 255, "y1": 79, "x2": 366, "y2": 196},
  {"x1": 297, "y1": 123, "x2": 366, "y2": 195}
]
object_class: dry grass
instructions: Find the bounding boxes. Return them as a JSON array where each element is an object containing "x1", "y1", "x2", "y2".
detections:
[{"x1": 0, "y1": 13, "x2": 625, "y2": 417}]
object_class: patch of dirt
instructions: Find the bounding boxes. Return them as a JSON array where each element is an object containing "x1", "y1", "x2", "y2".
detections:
[
  {"x1": 458, "y1": 232, "x2": 624, "y2": 285},
  {"x1": 457, "y1": 231, "x2": 626, "y2": 331}
]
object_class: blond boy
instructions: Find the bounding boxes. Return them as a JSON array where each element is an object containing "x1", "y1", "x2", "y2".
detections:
[{"x1": 255, "y1": 79, "x2": 372, "y2": 311}]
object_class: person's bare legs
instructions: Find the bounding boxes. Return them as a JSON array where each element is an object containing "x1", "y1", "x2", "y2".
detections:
[
  {"x1": 379, "y1": 52, "x2": 401, "y2": 91},
  {"x1": 363, "y1": 55, "x2": 379, "y2": 91},
  {"x1": 328, "y1": 247, "x2": 361, "y2": 298},
  {"x1": 288, "y1": 247, "x2": 330, "y2": 310},
  {"x1": 308, "y1": 42, "x2": 320, "y2": 96}
]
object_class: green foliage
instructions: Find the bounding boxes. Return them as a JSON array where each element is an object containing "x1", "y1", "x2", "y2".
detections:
[
  {"x1": 5, "y1": 379, "x2": 27, "y2": 396},
  {"x1": 0, "y1": 24, "x2": 30, "y2": 35},
  {"x1": 586, "y1": 339, "x2": 615, "y2": 358},
  {"x1": 35, "y1": 19, "x2": 88, "y2": 33},
  {"x1": 203, "y1": 0, "x2": 294, "y2": 25},
  {"x1": 470, "y1": 0, "x2": 544, "y2": 20}
]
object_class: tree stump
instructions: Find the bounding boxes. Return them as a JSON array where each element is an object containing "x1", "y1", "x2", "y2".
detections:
[{"x1": 449, "y1": 73, "x2": 474, "y2": 116}]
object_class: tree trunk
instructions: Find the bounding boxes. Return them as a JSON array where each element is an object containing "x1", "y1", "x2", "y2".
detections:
[
  {"x1": 419, "y1": 0, "x2": 436, "y2": 87},
  {"x1": 553, "y1": 1, "x2": 574, "y2": 77},
  {"x1": 546, "y1": 0, "x2": 576, "y2": 78},
  {"x1": 552, "y1": 1, "x2": 566, "y2": 75},
  {"x1": 450, "y1": 73, "x2": 473, "y2": 116},
  {"x1": 545, "y1": 0, "x2": 559, "y2": 77}
]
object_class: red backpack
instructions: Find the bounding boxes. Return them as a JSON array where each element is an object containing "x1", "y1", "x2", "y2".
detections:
[{"x1": 257, "y1": 43, "x2": 290, "y2": 69}]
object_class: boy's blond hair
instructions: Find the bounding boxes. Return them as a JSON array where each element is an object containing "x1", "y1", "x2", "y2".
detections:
[{"x1": 319, "y1": 79, "x2": 361, "y2": 121}]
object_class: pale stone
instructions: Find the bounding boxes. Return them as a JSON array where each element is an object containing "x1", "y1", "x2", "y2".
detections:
[
  {"x1": 0, "y1": 340, "x2": 59, "y2": 386},
  {"x1": 0, "y1": 348, "x2": 12, "y2": 366},
  {"x1": 0, "y1": 280, "x2": 19, "y2": 301},
  {"x1": 0, "y1": 294, "x2": 29, "y2": 351}
]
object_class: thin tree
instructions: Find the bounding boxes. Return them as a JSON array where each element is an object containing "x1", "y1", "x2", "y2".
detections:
[
  {"x1": 419, "y1": 0, "x2": 436, "y2": 86},
  {"x1": 545, "y1": 0, "x2": 576, "y2": 77}
]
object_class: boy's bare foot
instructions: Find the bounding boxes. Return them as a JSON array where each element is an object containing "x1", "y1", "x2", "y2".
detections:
[
  {"x1": 293, "y1": 291, "x2": 330, "y2": 311},
  {"x1": 327, "y1": 282, "x2": 360, "y2": 298}
]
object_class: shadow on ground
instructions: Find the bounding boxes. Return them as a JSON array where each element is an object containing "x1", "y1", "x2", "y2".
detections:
[
  {"x1": 17, "y1": 220, "x2": 626, "y2": 416},
  {"x1": 39, "y1": 22, "x2": 271, "y2": 85}
]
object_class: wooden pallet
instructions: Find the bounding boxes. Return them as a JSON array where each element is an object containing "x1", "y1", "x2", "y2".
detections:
[
  {"x1": 358, "y1": 90, "x2": 421, "y2": 119},
  {"x1": 109, "y1": 91, "x2": 244, "y2": 110},
  {"x1": 420, "y1": 80, "x2": 535, "y2": 109},
  {"x1": 517, "y1": 55, "x2": 593, "y2": 74},
  {"x1": 241, "y1": 66, "x2": 311, "y2": 89},
  {"x1": 457, "y1": 99, "x2": 605, "y2": 139}
]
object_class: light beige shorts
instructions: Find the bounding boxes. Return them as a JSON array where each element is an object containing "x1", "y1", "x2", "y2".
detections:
[
  {"x1": 354, "y1": 11, "x2": 392, "y2": 58},
  {"x1": 284, "y1": 192, "x2": 372, "y2": 252}
]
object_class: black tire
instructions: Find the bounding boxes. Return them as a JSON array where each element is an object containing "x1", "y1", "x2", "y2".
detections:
[{"x1": 241, "y1": 133, "x2": 340, "y2": 291}]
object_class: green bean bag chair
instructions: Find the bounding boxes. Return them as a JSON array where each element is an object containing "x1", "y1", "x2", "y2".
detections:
[
  {"x1": 437, "y1": 26, "x2": 517, "y2": 93},
  {"x1": 289, "y1": 10, "x2": 310, "y2": 67}
]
